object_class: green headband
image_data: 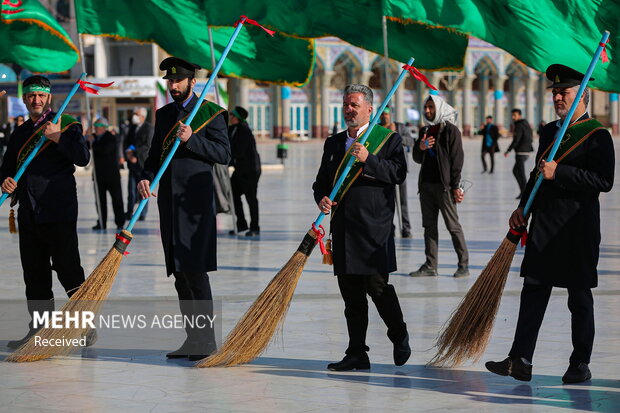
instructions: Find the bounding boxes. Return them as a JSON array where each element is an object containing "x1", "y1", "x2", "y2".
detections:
[
  {"x1": 93, "y1": 122, "x2": 108, "y2": 127},
  {"x1": 23, "y1": 84, "x2": 51, "y2": 94},
  {"x1": 231, "y1": 109, "x2": 246, "y2": 122}
]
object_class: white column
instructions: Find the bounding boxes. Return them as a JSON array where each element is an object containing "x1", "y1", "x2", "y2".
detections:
[
  {"x1": 281, "y1": 86, "x2": 291, "y2": 133},
  {"x1": 395, "y1": 82, "x2": 405, "y2": 123},
  {"x1": 321, "y1": 70, "x2": 334, "y2": 138},
  {"x1": 94, "y1": 37, "x2": 108, "y2": 78},
  {"x1": 239, "y1": 78, "x2": 250, "y2": 109},
  {"x1": 361, "y1": 70, "x2": 373, "y2": 88},
  {"x1": 462, "y1": 74, "x2": 474, "y2": 136},
  {"x1": 525, "y1": 77, "x2": 536, "y2": 127},
  {"x1": 480, "y1": 75, "x2": 488, "y2": 126},
  {"x1": 538, "y1": 74, "x2": 549, "y2": 124},
  {"x1": 493, "y1": 75, "x2": 507, "y2": 130}
]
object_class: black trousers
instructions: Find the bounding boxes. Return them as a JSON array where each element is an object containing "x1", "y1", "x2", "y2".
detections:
[
  {"x1": 95, "y1": 174, "x2": 125, "y2": 228},
  {"x1": 481, "y1": 148, "x2": 495, "y2": 173},
  {"x1": 337, "y1": 274, "x2": 407, "y2": 355},
  {"x1": 509, "y1": 282, "x2": 594, "y2": 365},
  {"x1": 127, "y1": 167, "x2": 148, "y2": 219},
  {"x1": 513, "y1": 154, "x2": 529, "y2": 195},
  {"x1": 18, "y1": 219, "x2": 85, "y2": 327},
  {"x1": 231, "y1": 172, "x2": 260, "y2": 232},
  {"x1": 172, "y1": 272, "x2": 216, "y2": 347},
  {"x1": 398, "y1": 180, "x2": 411, "y2": 233}
]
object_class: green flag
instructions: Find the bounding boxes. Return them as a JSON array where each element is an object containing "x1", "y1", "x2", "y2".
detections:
[
  {"x1": 203, "y1": 1, "x2": 468, "y2": 70},
  {"x1": 384, "y1": 0, "x2": 619, "y2": 92},
  {"x1": 0, "y1": 0, "x2": 79, "y2": 72},
  {"x1": 74, "y1": 0, "x2": 315, "y2": 86}
]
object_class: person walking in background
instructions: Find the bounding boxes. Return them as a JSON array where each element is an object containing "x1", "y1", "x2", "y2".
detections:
[
  {"x1": 478, "y1": 115, "x2": 500, "y2": 174},
  {"x1": 125, "y1": 107, "x2": 153, "y2": 221},
  {"x1": 89, "y1": 118, "x2": 125, "y2": 231},
  {"x1": 380, "y1": 107, "x2": 414, "y2": 238},
  {"x1": 505, "y1": 108, "x2": 534, "y2": 199},
  {"x1": 228, "y1": 106, "x2": 261, "y2": 237}
]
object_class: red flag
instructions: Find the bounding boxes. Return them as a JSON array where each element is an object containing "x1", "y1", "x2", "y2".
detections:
[
  {"x1": 600, "y1": 40, "x2": 610, "y2": 63},
  {"x1": 78, "y1": 80, "x2": 114, "y2": 95},
  {"x1": 234, "y1": 15, "x2": 275, "y2": 37},
  {"x1": 403, "y1": 64, "x2": 437, "y2": 90}
]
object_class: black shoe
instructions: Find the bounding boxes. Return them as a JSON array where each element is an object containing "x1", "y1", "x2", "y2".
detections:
[
  {"x1": 188, "y1": 354, "x2": 210, "y2": 362},
  {"x1": 562, "y1": 363, "x2": 591, "y2": 384},
  {"x1": 409, "y1": 264, "x2": 438, "y2": 277},
  {"x1": 7, "y1": 329, "x2": 37, "y2": 349},
  {"x1": 453, "y1": 265, "x2": 470, "y2": 278},
  {"x1": 401, "y1": 229, "x2": 412, "y2": 238},
  {"x1": 327, "y1": 353, "x2": 370, "y2": 371},
  {"x1": 166, "y1": 340, "x2": 194, "y2": 359},
  {"x1": 92, "y1": 223, "x2": 106, "y2": 230},
  {"x1": 393, "y1": 333, "x2": 411, "y2": 366},
  {"x1": 485, "y1": 356, "x2": 532, "y2": 382},
  {"x1": 246, "y1": 230, "x2": 260, "y2": 237}
]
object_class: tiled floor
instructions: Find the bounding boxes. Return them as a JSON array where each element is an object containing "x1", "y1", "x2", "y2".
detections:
[{"x1": 1, "y1": 137, "x2": 619, "y2": 412}]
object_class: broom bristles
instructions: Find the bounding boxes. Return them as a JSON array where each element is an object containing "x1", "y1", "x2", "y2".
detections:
[
  {"x1": 197, "y1": 250, "x2": 309, "y2": 367},
  {"x1": 5, "y1": 231, "x2": 130, "y2": 363},
  {"x1": 428, "y1": 236, "x2": 518, "y2": 367}
]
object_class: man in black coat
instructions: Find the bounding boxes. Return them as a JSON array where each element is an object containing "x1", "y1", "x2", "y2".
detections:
[
  {"x1": 228, "y1": 106, "x2": 261, "y2": 236},
  {"x1": 138, "y1": 57, "x2": 230, "y2": 361},
  {"x1": 89, "y1": 118, "x2": 125, "y2": 230},
  {"x1": 478, "y1": 115, "x2": 500, "y2": 173},
  {"x1": 125, "y1": 107, "x2": 153, "y2": 221},
  {"x1": 313, "y1": 84, "x2": 410, "y2": 371},
  {"x1": 505, "y1": 108, "x2": 534, "y2": 198},
  {"x1": 486, "y1": 64, "x2": 615, "y2": 384},
  {"x1": 0, "y1": 75, "x2": 90, "y2": 348},
  {"x1": 380, "y1": 107, "x2": 414, "y2": 238},
  {"x1": 409, "y1": 93, "x2": 469, "y2": 278}
]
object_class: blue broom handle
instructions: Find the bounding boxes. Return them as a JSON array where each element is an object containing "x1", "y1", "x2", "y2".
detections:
[
  {"x1": 126, "y1": 18, "x2": 248, "y2": 232},
  {"x1": 0, "y1": 72, "x2": 87, "y2": 207},
  {"x1": 314, "y1": 57, "x2": 415, "y2": 227},
  {"x1": 523, "y1": 30, "x2": 610, "y2": 216}
]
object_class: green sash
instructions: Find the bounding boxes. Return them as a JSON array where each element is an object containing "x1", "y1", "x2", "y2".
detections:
[
  {"x1": 16, "y1": 115, "x2": 79, "y2": 171},
  {"x1": 536, "y1": 118, "x2": 605, "y2": 177},
  {"x1": 160, "y1": 101, "x2": 226, "y2": 164},
  {"x1": 330, "y1": 125, "x2": 394, "y2": 216}
]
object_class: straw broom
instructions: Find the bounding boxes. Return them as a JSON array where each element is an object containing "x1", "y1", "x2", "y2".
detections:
[
  {"x1": 428, "y1": 230, "x2": 522, "y2": 367},
  {"x1": 198, "y1": 230, "x2": 317, "y2": 367},
  {"x1": 198, "y1": 57, "x2": 421, "y2": 368},
  {"x1": 5, "y1": 16, "x2": 266, "y2": 363},
  {"x1": 428, "y1": 31, "x2": 610, "y2": 368}
]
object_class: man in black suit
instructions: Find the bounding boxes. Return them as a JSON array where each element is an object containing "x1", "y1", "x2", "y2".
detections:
[
  {"x1": 89, "y1": 118, "x2": 125, "y2": 230},
  {"x1": 228, "y1": 106, "x2": 261, "y2": 236},
  {"x1": 0, "y1": 75, "x2": 90, "y2": 348},
  {"x1": 478, "y1": 115, "x2": 500, "y2": 173},
  {"x1": 138, "y1": 57, "x2": 230, "y2": 361},
  {"x1": 486, "y1": 64, "x2": 615, "y2": 384},
  {"x1": 313, "y1": 84, "x2": 410, "y2": 371},
  {"x1": 125, "y1": 107, "x2": 153, "y2": 221}
]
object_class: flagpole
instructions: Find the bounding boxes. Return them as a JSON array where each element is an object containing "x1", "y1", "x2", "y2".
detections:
[{"x1": 78, "y1": 33, "x2": 104, "y2": 229}]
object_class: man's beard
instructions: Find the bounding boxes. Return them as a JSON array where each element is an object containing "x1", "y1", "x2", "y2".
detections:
[
  {"x1": 555, "y1": 105, "x2": 569, "y2": 118},
  {"x1": 171, "y1": 84, "x2": 192, "y2": 103}
]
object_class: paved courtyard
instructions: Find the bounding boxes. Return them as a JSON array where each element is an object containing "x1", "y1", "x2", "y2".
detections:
[{"x1": 1, "y1": 136, "x2": 619, "y2": 412}]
